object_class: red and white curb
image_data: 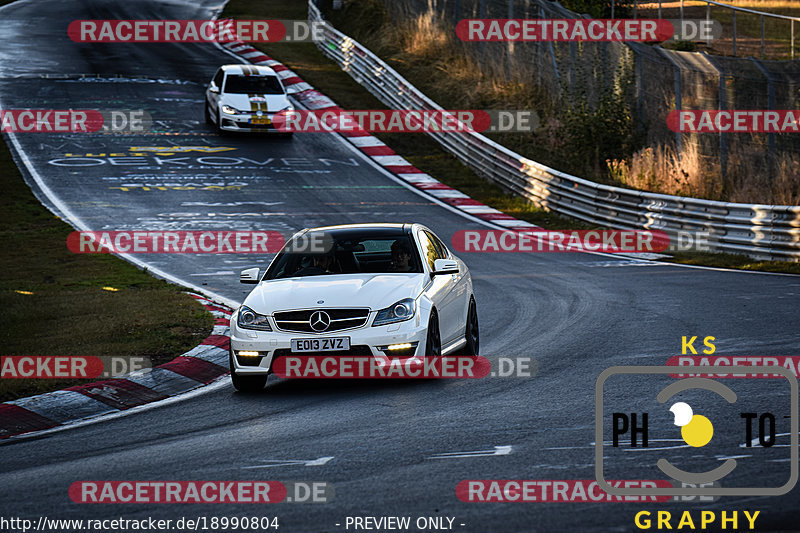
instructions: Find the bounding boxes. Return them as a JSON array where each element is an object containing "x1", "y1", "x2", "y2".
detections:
[
  {"x1": 0, "y1": 293, "x2": 232, "y2": 440},
  {"x1": 220, "y1": 39, "x2": 537, "y2": 231}
]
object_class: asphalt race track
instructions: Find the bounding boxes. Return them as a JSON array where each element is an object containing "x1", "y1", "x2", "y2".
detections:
[{"x1": 1, "y1": 1, "x2": 799, "y2": 532}]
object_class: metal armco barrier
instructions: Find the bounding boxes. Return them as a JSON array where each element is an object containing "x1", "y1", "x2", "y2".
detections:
[{"x1": 308, "y1": 1, "x2": 800, "y2": 261}]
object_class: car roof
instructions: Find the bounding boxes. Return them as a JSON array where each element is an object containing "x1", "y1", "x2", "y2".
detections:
[
  {"x1": 300, "y1": 223, "x2": 414, "y2": 239},
  {"x1": 220, "y1": 64, "x2": 278, "y2": 77}
]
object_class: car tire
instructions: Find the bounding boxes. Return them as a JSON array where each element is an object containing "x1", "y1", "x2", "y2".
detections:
[
  {"x1": 424, "y1": 311, "x2": 441, "y2": 358},
  {"x1": 461, "y1": 297, "x2": 479, "y2": 356},
  {"x1": 204, "y1": 101, "x2": 212, "y2": 125},
  {"x1": 229, "y1": 350, "x2": 267, "y2": 392}
]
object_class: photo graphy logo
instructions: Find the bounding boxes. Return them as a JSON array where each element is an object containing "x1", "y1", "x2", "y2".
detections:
[{"x1": 595, "y1": 366, "x2": 798, "y2": 497}]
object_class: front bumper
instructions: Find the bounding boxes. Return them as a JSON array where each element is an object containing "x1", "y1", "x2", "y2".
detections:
[
  {"x1": 229, "y1": 310, "x2": 428, "y2": 376},
  {"x1": 219, "y1": 112, "x2": 283, "y2": 132}
]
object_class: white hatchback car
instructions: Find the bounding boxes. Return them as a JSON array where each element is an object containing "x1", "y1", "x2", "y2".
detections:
[
  {"x1": 229, "y1": 223, "x2": 479, "y2": 391},
  {"x1": 204, "y1": 64, "x2": 293, "y2": 134}
]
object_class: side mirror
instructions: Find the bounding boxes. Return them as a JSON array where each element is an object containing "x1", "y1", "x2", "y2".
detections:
[
  {"x1": 240, "y1": 268, "x2": 260, "y2": 284},
  {"x1": 209, "y1": 85, "x2": 219, "y2": 94},
  {"x1": 432, "y1": 259, "x2": 458, "y2": 275}
]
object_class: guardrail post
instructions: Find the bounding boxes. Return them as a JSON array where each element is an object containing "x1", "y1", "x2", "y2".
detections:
[
  {"x1": 568, "y1": 41, "x2": 576, "y2": 92},
  {"x1": 549, "y1": 41, "x2": 560, "y2": 84},
  {"x1": 506, "y1": 0, "x2": 514, "y2": 80},
  {"x1": 750, "y1": 58, "x2": 776, "y2": 167},
  {"x1": 545, "y1": 3, "x2": 560, "y2": 88},
  {"x1": 600, "y1": 13, "x2": 609, "y2": 91},
  {"x1": 633, "y1": 43, "x2": 644, "y2": 134},
  {"x1": 479, "y1": 0, "x2": 487, "y2": 61},
  {"x1": 657, "y1": 48, "x2": 683, "y2": 155},
  {"x1": 703, "y1": 54, "x2": 728, "y2": 181},
  {"x1": 537, "y1": 4, "x2": 544, "y2": 87}
]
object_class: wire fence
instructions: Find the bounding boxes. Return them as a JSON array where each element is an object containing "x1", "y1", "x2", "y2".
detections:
[
  {"x1": 629, "y1": 0, "x2": 800, "y2": 59},
  {"x1": 374, "y1": 0, "x2": 800, "y2": 184}
]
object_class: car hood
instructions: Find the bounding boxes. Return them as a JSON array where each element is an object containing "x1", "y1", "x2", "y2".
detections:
[
  {"x1": 243, "y1": 274, "x2": 428, "y2": 314},
  {"x1": 221, "y1": 93, "x2": 290, "y2": 113}
]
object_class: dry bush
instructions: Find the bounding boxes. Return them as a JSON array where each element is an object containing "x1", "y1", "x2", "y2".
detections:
[
  {"x1": 608, "y1": 142, "x2": 800, "y2": 205},
  {"x1": 726, "y1": 150, "x2": 800, "y2": 205},
  {"x1": 401, "y1": 10, "x2": 450, "y2": 58},
  {"x1": 372, "y1": 10, "x2": 543, "y2": 111},
  {"x1": 608, "y1": 143, "x2": 722, "y2": 199}
]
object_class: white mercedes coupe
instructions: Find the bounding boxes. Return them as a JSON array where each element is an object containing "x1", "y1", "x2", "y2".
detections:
[{"x1": 229, "y1": 223, "x2": 479, "y2": 391}]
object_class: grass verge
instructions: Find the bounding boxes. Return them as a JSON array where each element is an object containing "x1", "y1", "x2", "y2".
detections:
[{"x1": 0, "y1": 135, "x2": 214, "y2": 402}]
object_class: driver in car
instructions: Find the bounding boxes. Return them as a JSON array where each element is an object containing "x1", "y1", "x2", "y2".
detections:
[
  {"x1": 295, "y1": 253, "x2": 336, "y2": 276},
  {"x1": 389, "y1": 241, "x2": 414, "y2": 272}
]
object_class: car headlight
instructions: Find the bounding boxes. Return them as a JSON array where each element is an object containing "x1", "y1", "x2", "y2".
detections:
[
  {"x1": 221, "y1": 105, "x2": 239, "y2": 115},
  {"x1": 271, "y1": 104, "x2": 294, "y2": 117},
  {"x1": 372, "y1": 298, "x2": 416, "y2": 326},
  {"x1": 237, "y1": 305, "x2": 272, "y2": 331}
]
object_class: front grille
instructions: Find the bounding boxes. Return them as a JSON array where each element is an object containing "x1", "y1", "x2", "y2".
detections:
[
  {"x1": 272, "y1": 345, "x2": 373, "y2": 358},
  {"x1": 274, "y1": 308, "x2": 370, "y2": 333}
]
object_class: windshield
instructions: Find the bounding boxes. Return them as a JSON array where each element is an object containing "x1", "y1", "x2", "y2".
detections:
[
  {"x1": 265, "y1": 235, "x2": 422, "y2": 279},
  {"x1": 223, "y1": 74, "x2": 284, "y2": 95}
]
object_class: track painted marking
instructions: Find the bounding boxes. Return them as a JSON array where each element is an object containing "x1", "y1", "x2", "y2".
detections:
[
  {"x1": 428, "y1": 445, "x2": 512, "y2": 459},
  {"x1": 242, "y1": 456, "x2": 335, "y2": 469}
]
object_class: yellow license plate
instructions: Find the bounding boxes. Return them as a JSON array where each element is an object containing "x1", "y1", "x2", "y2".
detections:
[{"x1": 250, "y1": 118, "x2": 271, "y2": 125}]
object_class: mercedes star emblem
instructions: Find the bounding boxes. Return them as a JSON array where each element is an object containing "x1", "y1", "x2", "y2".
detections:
[{"x1": 309, "y1": 311, "x2": 331, "y2": 332}]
